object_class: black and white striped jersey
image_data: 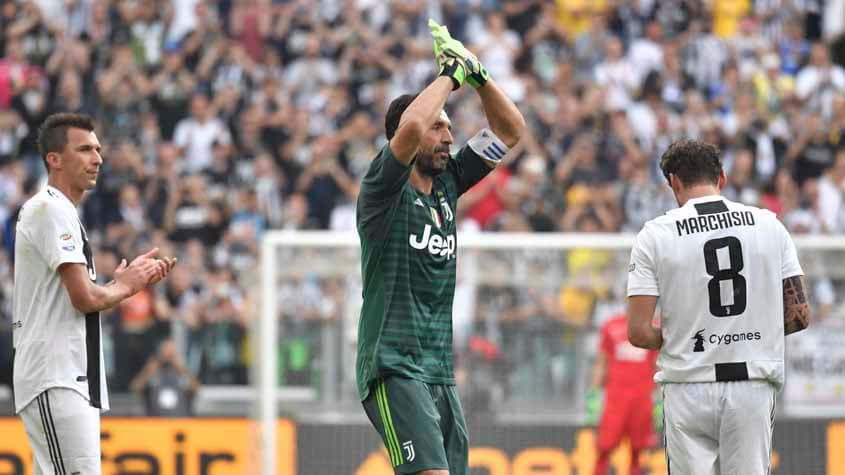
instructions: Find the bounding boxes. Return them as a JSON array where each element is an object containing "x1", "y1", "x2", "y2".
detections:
[
  {"x1": 627, "y1": 195, "x2": 803, "y2": 390},
  {"x1": 12, "y1": 185, "x2": 108, "y2": 413}
]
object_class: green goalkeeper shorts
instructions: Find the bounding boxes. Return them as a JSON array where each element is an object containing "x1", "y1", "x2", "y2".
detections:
[{"x1": 362, "y1": 376, "x2": 469, "y2": 475}]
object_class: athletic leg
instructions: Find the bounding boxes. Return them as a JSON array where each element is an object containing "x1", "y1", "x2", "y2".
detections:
[
  {"x1": 628, "y1": 391, "x2": 658, "y2": 475},
  {"x1": 594, "y1": 449, "x2": 612, "y2": 475},
  {"x1": 718, "y1": 381, "x2": 776, "y2": 475},
  {"x1": 663, "y1": 383, "x2": 719, "y2": 475},
  {"x1": 629, "y1": 447, "x2": 641, "y2": 475},
  {"x1": 51, "y1": 388, "x2": 102, "y2": 474},
  {"x1": 594, "y1": 393, "x2": 625, "y2": 475},
  {"x1": 20, "y1": 388, "x2": 101, "y2": 475},
  {"x1": 19, "y1": 394, "x2": 56, "y2": 475},
  {"x1": 361, "y1": 377, "x2": 450, "y2": 474},
  {"x1": 439, "y1": 385, "x2": 469, "y2": 475}
]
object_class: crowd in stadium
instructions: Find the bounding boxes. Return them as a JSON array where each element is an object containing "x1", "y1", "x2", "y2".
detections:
[{"x1": 0, "y1": 0, "x2": 844, "y2": 400}]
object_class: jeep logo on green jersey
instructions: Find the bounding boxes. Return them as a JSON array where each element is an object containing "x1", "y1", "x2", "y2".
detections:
[{"x1": 409, "y1": 224, "x2": 456, "y2": 259}]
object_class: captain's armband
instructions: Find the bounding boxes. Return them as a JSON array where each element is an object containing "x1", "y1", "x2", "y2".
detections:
[{"x1": 467, "y1": 128, "x2": 509, "y2": 168}]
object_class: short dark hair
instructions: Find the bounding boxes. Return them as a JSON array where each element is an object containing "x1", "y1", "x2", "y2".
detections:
[
  {"x1": 37, "y1": 113, "x2": 96, "y2": 172},
  {"x1": 659, "y1": 139, "x2": 722, "y2": 187},
  {"x1": 384, "y1": 93, "x2": 418, "y2": 140}
]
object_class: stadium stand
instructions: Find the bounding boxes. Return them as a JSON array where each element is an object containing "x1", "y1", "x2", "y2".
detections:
[{"x1": 0, "y1": 0, "x2": 843, "y2": 429}]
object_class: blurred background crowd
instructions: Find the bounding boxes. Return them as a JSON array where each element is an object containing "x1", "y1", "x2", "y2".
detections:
[{"x1": 0, "y1": 0, "x2": 844, "y2": 414}]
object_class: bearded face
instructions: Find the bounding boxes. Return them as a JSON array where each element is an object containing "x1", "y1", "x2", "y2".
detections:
[
  {"x1": 414, "y1": 110, "x2": 452, "y2": 177},
  {"x1": 415, "y1": 142, "x2": 450, "y2": 176}
]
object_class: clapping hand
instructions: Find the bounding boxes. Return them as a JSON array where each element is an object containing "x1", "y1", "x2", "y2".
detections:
[
  {"x1": 114, "y1": 248, "x2": 177, "y2": 293},
  {"x1": 428, "y1": 19, "x2": 490, "y2": 89}
]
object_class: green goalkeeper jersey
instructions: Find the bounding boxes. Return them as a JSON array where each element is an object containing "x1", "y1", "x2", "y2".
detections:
[{"x1": 356, "y1": 144, "x2": 493, "y2": 400}]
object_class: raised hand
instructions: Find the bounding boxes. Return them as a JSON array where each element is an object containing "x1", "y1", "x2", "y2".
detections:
[
  {"x1": 114, "y1": 248, "x2": 177, "y2": 293},
  {"x1": 428, "y1": 19, "x2": 489, "y2": 89}
]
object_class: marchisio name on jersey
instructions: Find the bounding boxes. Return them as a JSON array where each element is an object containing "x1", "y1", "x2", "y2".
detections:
[{"x1": 675, "y1": 210, "x2": 755, "y2": 236}]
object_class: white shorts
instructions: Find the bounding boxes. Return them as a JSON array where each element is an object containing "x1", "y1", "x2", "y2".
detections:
[
  {"x1": 663, "y1": 380, "x2": 776, "y2": 475},
  {"x1": 19, "y1": 388, "x2": 101, "y2": 475}
]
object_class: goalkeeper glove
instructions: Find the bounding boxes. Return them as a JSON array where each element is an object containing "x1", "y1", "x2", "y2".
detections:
[
  {"x1": 428, "y1": 19, "x2": 490, "y2": 89},
  {"x1": 653, "y1": 397, "x2": 664, "y2": 432},
  {"x1": 437, "y1": 55, "x2": 467, "y2": 91},
  {"x1": 585, "y1": 388, "x2": 603, "y2": 426}
]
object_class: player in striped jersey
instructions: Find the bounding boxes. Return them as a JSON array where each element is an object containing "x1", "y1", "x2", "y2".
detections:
[
  {"x1": 355, "y1": 21, "x2": 524, "y2": 475},
  {"x1": 627, "y1": 139, "x2": 810, "y2": 475},
  {"x1": 13, "y1": 113, "x2": 176, "y2": 475}
]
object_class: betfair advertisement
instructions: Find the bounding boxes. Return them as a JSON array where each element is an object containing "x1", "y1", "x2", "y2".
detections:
[
  {"x1": 0, "y1": 418, "x2": 295, "y2": 475},
  {"x1": 0, "y1": 418, "x2": 840, "y2": 474}
]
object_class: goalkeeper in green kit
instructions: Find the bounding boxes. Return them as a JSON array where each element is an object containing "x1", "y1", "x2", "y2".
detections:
[{"x1": 356, "y1": 20, "x2": 525, "y2": 475}]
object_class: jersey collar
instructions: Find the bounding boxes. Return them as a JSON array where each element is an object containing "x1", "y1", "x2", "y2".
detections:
[
  {"x1": 683, "y1": 195, "x2": 725, "y2": 207},
  {"x1": 45, "y1": 185, "x2": 78, "y2": 210}
]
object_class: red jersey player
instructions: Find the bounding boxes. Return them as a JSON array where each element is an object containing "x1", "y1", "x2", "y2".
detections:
[{"x1": 591, "y1": 313, "x2": 659, "y2": 475}]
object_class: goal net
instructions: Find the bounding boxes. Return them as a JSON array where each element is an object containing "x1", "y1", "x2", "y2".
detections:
[{"x1": 255, "y1": 231, "x2": 845, "y2": 475}]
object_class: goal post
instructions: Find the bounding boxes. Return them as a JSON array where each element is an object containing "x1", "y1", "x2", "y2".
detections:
[
  {"x1": 256, "y1": 230, "x2": 845, "y2": 474},
  {"x1": 258, "y1": 235, "x2": 278, "y2": 475}
]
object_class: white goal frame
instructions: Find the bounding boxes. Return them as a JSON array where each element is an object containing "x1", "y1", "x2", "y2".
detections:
[{"x1": 256, "y1": 230, "x2": 845, "y2": 475}]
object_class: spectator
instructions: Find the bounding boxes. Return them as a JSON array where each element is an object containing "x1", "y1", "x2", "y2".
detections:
[
  {"x1": 472, "y1": 11, "x2": 524, "y2": 99},
  {"x1": 712, "y1": 0, "x2": 751, "y2": 39},
  {"x1": 556, "y1": 132, "x2": 615, "y2": 188},
  {"x1": 519, "y1": 3, "x2": 570, "y2": 85},
  {"x1": 113, "y1": 287, "x2": 160, "y2": 390},
  {"x1": 229, "y1": 0, "x2": 272, "y2": 62},
  {"x1": 751, "y1": 52, "x2": 795, "y2": 117},
  {"x1": 51, "y1": 70, "x2": 96, "y2": 117},
  {"x1": 628, "y1": 20, "x2": 664, "y2": 86},
  {"x1": 506, "y1": 154, "x2": 556, "y2": 231},
  {"x1": 756, "y1": 0, "x2": 793, "y2": 43},
  {"x1": 619, "y1": 160, "x2": 675, "y2": 232},
  {"x1": 761, "y1": 168, "x2": 798, "y2": 218},
  {"x1": 0, "y1": 110, "x2": 27, "y2": 167},
  {"x1": 731, "y1": 16, "x2": 768, "y2": 65},
  {"x1": 252, "y1": 154, "x2": 285, "y2": 227},
  {"x1": 217, "y1": 194, "x2": 261, "y2": 272},
  {"x1": 280, "y1": 192, "x2": 318, "y2": 231},
  {"x1": 786, "y1": 114, "x2": 838, "y2": 185},
  {"x1": 9, "y1": 65, "x2": 48, "y2": 160},
  {"x1": 164, "y1": 174, "x2": 224, "y2": 245},
  {"x1": 130, "y1": 338, "x2": 200, "y2": 416},
  {"x1": 825, "y1": 0, "x2": 845, "y2": 40},
  {"x1": 723, "y1": 147, "x2": 761, "y2": 205},
  {"x1": 131, "y1": 0, "x2": 167, "y2": 68},
  {"x1": 778, "y1": 19, "x2": 810, "y2": 76},
  {"x1": 555, "y1": 0, "x2": 607, "y2": 42},
  {"x1": 795, "y1": 42, "x2": 845, "y2": 117},
  {"x1": 96, "y1": 37, "x2": 150, "y2": 141},
  {"x1": 461, "y1": 166, "x2": 512, "y2": 231},
  {"x1": 149, "y1": 44, "x2": 197, "y2": 139},
  {"x1": 173, "y1": 93, "x2": 233, "y2": 173},
  {"x1": 284, "y1": 35, "x2": 338, "y2": 102},
  {"x1": 833, "y1": 95, "x2": 845, "y2": 143},
  {"x1": 189, "y1": 268, "x2": 247, "y2": 385},
  {"x1": 167, "y1": 0, "x2": 201, "y2": 44},
  {"x1": 144, "y1": 142, "x2": 181, "y2": 228},
  {"x1": 295, "y1": 137, "x2": 358, "y2": 229},
  {"x1": 594, "y1": 36, "x2": 638, "y2": 108},
  {"x1": 817, "y1": 148, "x2": 845, "y2": 233}
]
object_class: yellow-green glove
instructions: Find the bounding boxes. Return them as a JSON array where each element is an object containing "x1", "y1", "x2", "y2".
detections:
[
  {"x1": 653, "y1": 397, "x2": 664, "y2": 432},
  {"x1": 428, "y1": 19, "x2": 489, "y2": 89},
  {"x1": 585, "y1": 388, "x2": 603, "y2": 426},
  {"x1": 436, "y1": 54, "x2": 467, "y2": 91}
]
